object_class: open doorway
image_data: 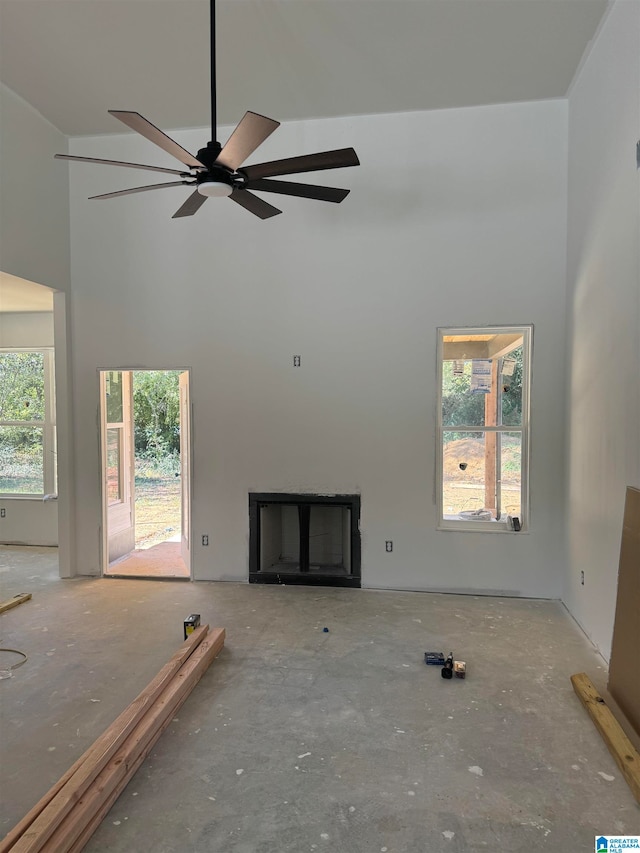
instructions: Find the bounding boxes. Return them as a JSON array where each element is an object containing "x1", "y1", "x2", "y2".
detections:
[{"x1": 100, "y1": 369, "x2": 191, "y2": 579}]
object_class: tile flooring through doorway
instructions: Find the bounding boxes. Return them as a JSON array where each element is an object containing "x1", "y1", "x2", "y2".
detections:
[
  {"x1": 1, "y1": 545, "x2": 638, "y2": 852},
  {"x1": 107, "y1": 539, "x2": 189, "y2": 578}
]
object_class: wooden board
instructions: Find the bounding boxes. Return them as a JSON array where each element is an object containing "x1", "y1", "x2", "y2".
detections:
[
  {"x1": 0, "y1": 593, "x2": 32, "y2": 615},
  {"x1": 571, "y1": 672, "x2": 640, "y2": 804},
  {"x1": 608, "y1": 486, "x2": 640, "y2": 735},
  {"x1": 2, "y1": 625, "x2": 210, "y2": 853},
  {"x1": 42, "y1": 628, "x2": 225, "y2": 853}
]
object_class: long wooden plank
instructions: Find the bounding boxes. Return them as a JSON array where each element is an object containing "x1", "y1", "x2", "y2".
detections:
[
  {"x1": 571, "y1": 672, "x2": 640, "y2": 804},
  {"x1": 3, "y1": 625, "x2": 209, "y2": 853},
  {"x1": 42, "y1": 628, "x2": 225, "y2": 853},
  {"x1": 0, "y1": 593, "x2": 32, "y2": 614},
  {"x1": 65, "y1": 628, "x2": 226, "y2": 853}
]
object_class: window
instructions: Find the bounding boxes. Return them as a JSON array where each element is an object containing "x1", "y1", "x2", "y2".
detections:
[
  {"x1": 0, "y1": 350, "x2": 56, "y2": 497},
  {"x1": 436, "y1": 326, "x2": 531, "y2": 531}
]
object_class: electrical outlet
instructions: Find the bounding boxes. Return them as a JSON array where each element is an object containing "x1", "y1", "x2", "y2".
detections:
[
  {"x1": 202, "y1": 534, "x2": 209, "y2": 546},
  {"x1": 385, "y1": 540, "x2": 393, "y2": 553},
  {"x1": 0, "y1": 508, "x2": 5, "y2": 518},
  {"x1": 293, "y1": 355, "x2": 301, "y2": 367},
  {"x1": 580, "y1": 570, "x2": 584, "y2": 586}
]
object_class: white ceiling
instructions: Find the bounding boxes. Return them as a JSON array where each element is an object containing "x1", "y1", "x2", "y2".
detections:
[
  {"x1": 0, "y1": 0, "x2": 608, "y2": 139},
  {"x1": 0, "y1": 272, "x2": 55, "y2": 313}
]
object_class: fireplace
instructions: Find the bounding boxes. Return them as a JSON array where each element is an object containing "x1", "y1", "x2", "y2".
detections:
[{"x1": 249, "y1": 493, "x2": 361, "y2": 587}]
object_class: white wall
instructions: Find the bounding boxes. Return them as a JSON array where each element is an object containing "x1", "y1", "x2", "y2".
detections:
[
  {"x1": 68, "y1": 99, "x2": 569, "y2": 594},
  {"x1": 0, "y1": 85, "x2": 70, "y2": 294},
  {"x1": 564, "y1": 0, "x2": 640, "y2": 659},
  {"x1": 0, "y1": 87, "x2": 74, "y2": 557},
  {"x1": 0, "y1": 312, "x2": 54, "y2": 348},
  {"x1": 0, "y1": 312, "x2": 58, "y2": 545}
]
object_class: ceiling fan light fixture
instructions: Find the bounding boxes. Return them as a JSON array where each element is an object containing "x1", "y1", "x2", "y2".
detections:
[{"x1": 197, "y1": 180, "x2": 233, "y2": 197}]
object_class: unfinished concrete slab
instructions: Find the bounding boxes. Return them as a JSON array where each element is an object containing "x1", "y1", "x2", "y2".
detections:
[{"x1": 1, "y1": 545, "x2": 638, "y2": 851}]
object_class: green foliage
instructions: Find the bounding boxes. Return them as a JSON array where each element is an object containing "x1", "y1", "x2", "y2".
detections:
[
  {"x1": 442, "y1": 361, "x2": 484, "y2": 431},
  {"x1": 0, "y1": 352, "x2": 45, "y2": 422},
  {"x1": 0, "y1": 354, "x2": 46, "y2": 487},
  {"x1": 500, "y1": 348, "x2": 523, "y2": 426},
  {"x1": 0, "y1": 431, "x2": 43, "y2": 493},
  {"x1": 133, "y1": 371, "x2": 180, "y2": 457},
  {"x1": 135, "y1": 452, "x2": 180, "y2": 481},
  {"x1": 442, "y1": 347, "x2": 523, "y2": 440}
]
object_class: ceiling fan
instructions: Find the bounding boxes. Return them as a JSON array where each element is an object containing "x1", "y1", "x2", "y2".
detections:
[{"x1": 55, "y1": 0, "x2": 360, "y2": 220}]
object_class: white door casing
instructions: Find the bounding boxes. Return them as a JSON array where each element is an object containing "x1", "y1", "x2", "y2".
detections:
[{"x1": 179, "y1": 370, "x2": 191, "y2": 570}]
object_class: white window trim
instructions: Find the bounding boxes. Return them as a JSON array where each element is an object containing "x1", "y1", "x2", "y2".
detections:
[
  {"x1": 0, "y1": 348, "x2": 56, "y2": 499},
  {"x1": 435, "y1": 325, "x2": 532, "y2": 533}
]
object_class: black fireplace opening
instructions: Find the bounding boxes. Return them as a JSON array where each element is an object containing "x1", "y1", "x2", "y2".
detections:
[{"x1": 249, "y1": 493, "x2": 361, "y2": 587}]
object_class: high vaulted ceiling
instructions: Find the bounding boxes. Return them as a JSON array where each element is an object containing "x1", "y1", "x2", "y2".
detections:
[{"x1": 0, "y1": 0, "x2": 608, "y2": 139}]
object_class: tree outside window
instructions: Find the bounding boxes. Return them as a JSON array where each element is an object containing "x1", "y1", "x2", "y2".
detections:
[{"x1": 0, "y1": 350, "x2": 56, "y2": 496}]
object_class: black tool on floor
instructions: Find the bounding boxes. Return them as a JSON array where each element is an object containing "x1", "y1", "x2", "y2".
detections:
[
  {"x1": 184, "y1": 613, "x2": 201, "y2": 640},
  {"x1": 441, "y1": 652, "x2": 454, "y2": 679}
]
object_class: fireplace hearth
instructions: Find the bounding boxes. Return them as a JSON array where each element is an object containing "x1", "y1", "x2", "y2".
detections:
[{"x1": 249, "y1": 493, "x2": 361, "y2": 587}]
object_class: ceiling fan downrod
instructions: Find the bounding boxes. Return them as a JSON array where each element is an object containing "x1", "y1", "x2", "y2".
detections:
[
  {"x1": 210, "y1": 0, "x2": 218, "y2": 148},
  {"x1": 194, "y1": 0, "x2": 223, "y2": 170}
]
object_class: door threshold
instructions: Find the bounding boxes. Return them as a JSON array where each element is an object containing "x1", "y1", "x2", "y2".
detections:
[{"x1": 105, "y1": 573, "x2": 190, "y2": 582}]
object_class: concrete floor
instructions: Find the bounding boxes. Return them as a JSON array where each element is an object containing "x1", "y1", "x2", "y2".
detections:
[{"x1": 1, "y1": 545, "x2": 638, "y2": 852}]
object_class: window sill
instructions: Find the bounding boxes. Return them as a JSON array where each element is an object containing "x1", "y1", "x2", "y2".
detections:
[
  {"x1": 438, "y1": 516, "x2": 527, "y2": 533},
  {"x1": 0, "y1": 495, "x2": 54, "y2": 502}
]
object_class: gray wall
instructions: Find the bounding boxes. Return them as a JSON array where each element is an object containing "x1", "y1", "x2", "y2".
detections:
[
  {"x1": 0, "y1": 87, "x2": 74, "y2": 555},
  {"x1": 0, "y1": 85, "x2": 70, "y2": 294},
  {"x1": 67, "y1": 98, "x2": 569, "y2": 597},
  {"x1": 564, "y1": 0, "x2": 640, "y2": 660}
]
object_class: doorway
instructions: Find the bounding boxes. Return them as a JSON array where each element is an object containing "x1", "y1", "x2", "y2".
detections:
[{"x1": 100, "y1": 369, "x2": 191, "y2": 579}]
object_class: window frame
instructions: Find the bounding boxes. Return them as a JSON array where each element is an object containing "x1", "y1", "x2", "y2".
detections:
[
  {"x1": 436, "y1": 325, "x2": 532, "y2": 533},
  {"x1": 0, "y1": 348, "x2": 56, "y2": 499}
]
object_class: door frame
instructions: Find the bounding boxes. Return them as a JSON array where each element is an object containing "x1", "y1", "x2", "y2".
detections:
[{"x1": 99, "y1": 367, "x2": 193, "y2": 578}]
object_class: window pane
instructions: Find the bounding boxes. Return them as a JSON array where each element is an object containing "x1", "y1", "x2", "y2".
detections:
[
  {"x1": 106, "y1": 372, "x2": 124, "y2": 423},
  {"x1": 501, "y1": 346, "x2": 524, "y2": 427},
  {"x1": 442, "y1": 431, "x2": 491, "y2": 518},
  {"x1": 106, "y1": 428, "x2": 123, "y2": 503},
  {"x1": 0, "y1": 426, "x2": 44, "y2": 493},
  {"x1": 501, "y1": 432, "x2": 522, "y2": 518},
  {"x1": 441, "y1": 360, "x2": 488, "y2": 427},
  {"x1": 0, "y1": 352, "x2": 45, "y2": 421}
]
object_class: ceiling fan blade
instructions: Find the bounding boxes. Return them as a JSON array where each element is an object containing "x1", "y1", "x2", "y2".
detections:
[
  {"x1": 241, "y1": 148, "x2": 360, "y2": 181},
  {"x1": 89, "y1": 181, "x2": 194, "y2": 200},
  {"x1": 215, "y1": 111, "x2": 280, "y2": 171},
  {"x1": 246, "y1": 179, "x2": 350, "y2": 203},
  {"x1": 108, "y1": 111, "x2": 204, "y2": 170},
  {"x1": 54, "y1": 154, "x2": 187, "y2": 176},
  {"x1": 229, "y1": 189, "x2": 281, "y2": 220},
  {"x1": 172, "y1": 191, "x2": 208, "y2": 219}
]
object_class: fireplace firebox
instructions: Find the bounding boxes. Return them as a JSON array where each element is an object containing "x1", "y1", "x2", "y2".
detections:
[{"x1": 249, "y1": 493, "x2": 361, "y2": 587}]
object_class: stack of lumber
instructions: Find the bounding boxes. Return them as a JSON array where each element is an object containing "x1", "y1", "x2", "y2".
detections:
[{"x1": 1, "y1": 625, "x2": 225, "y2": 853}]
